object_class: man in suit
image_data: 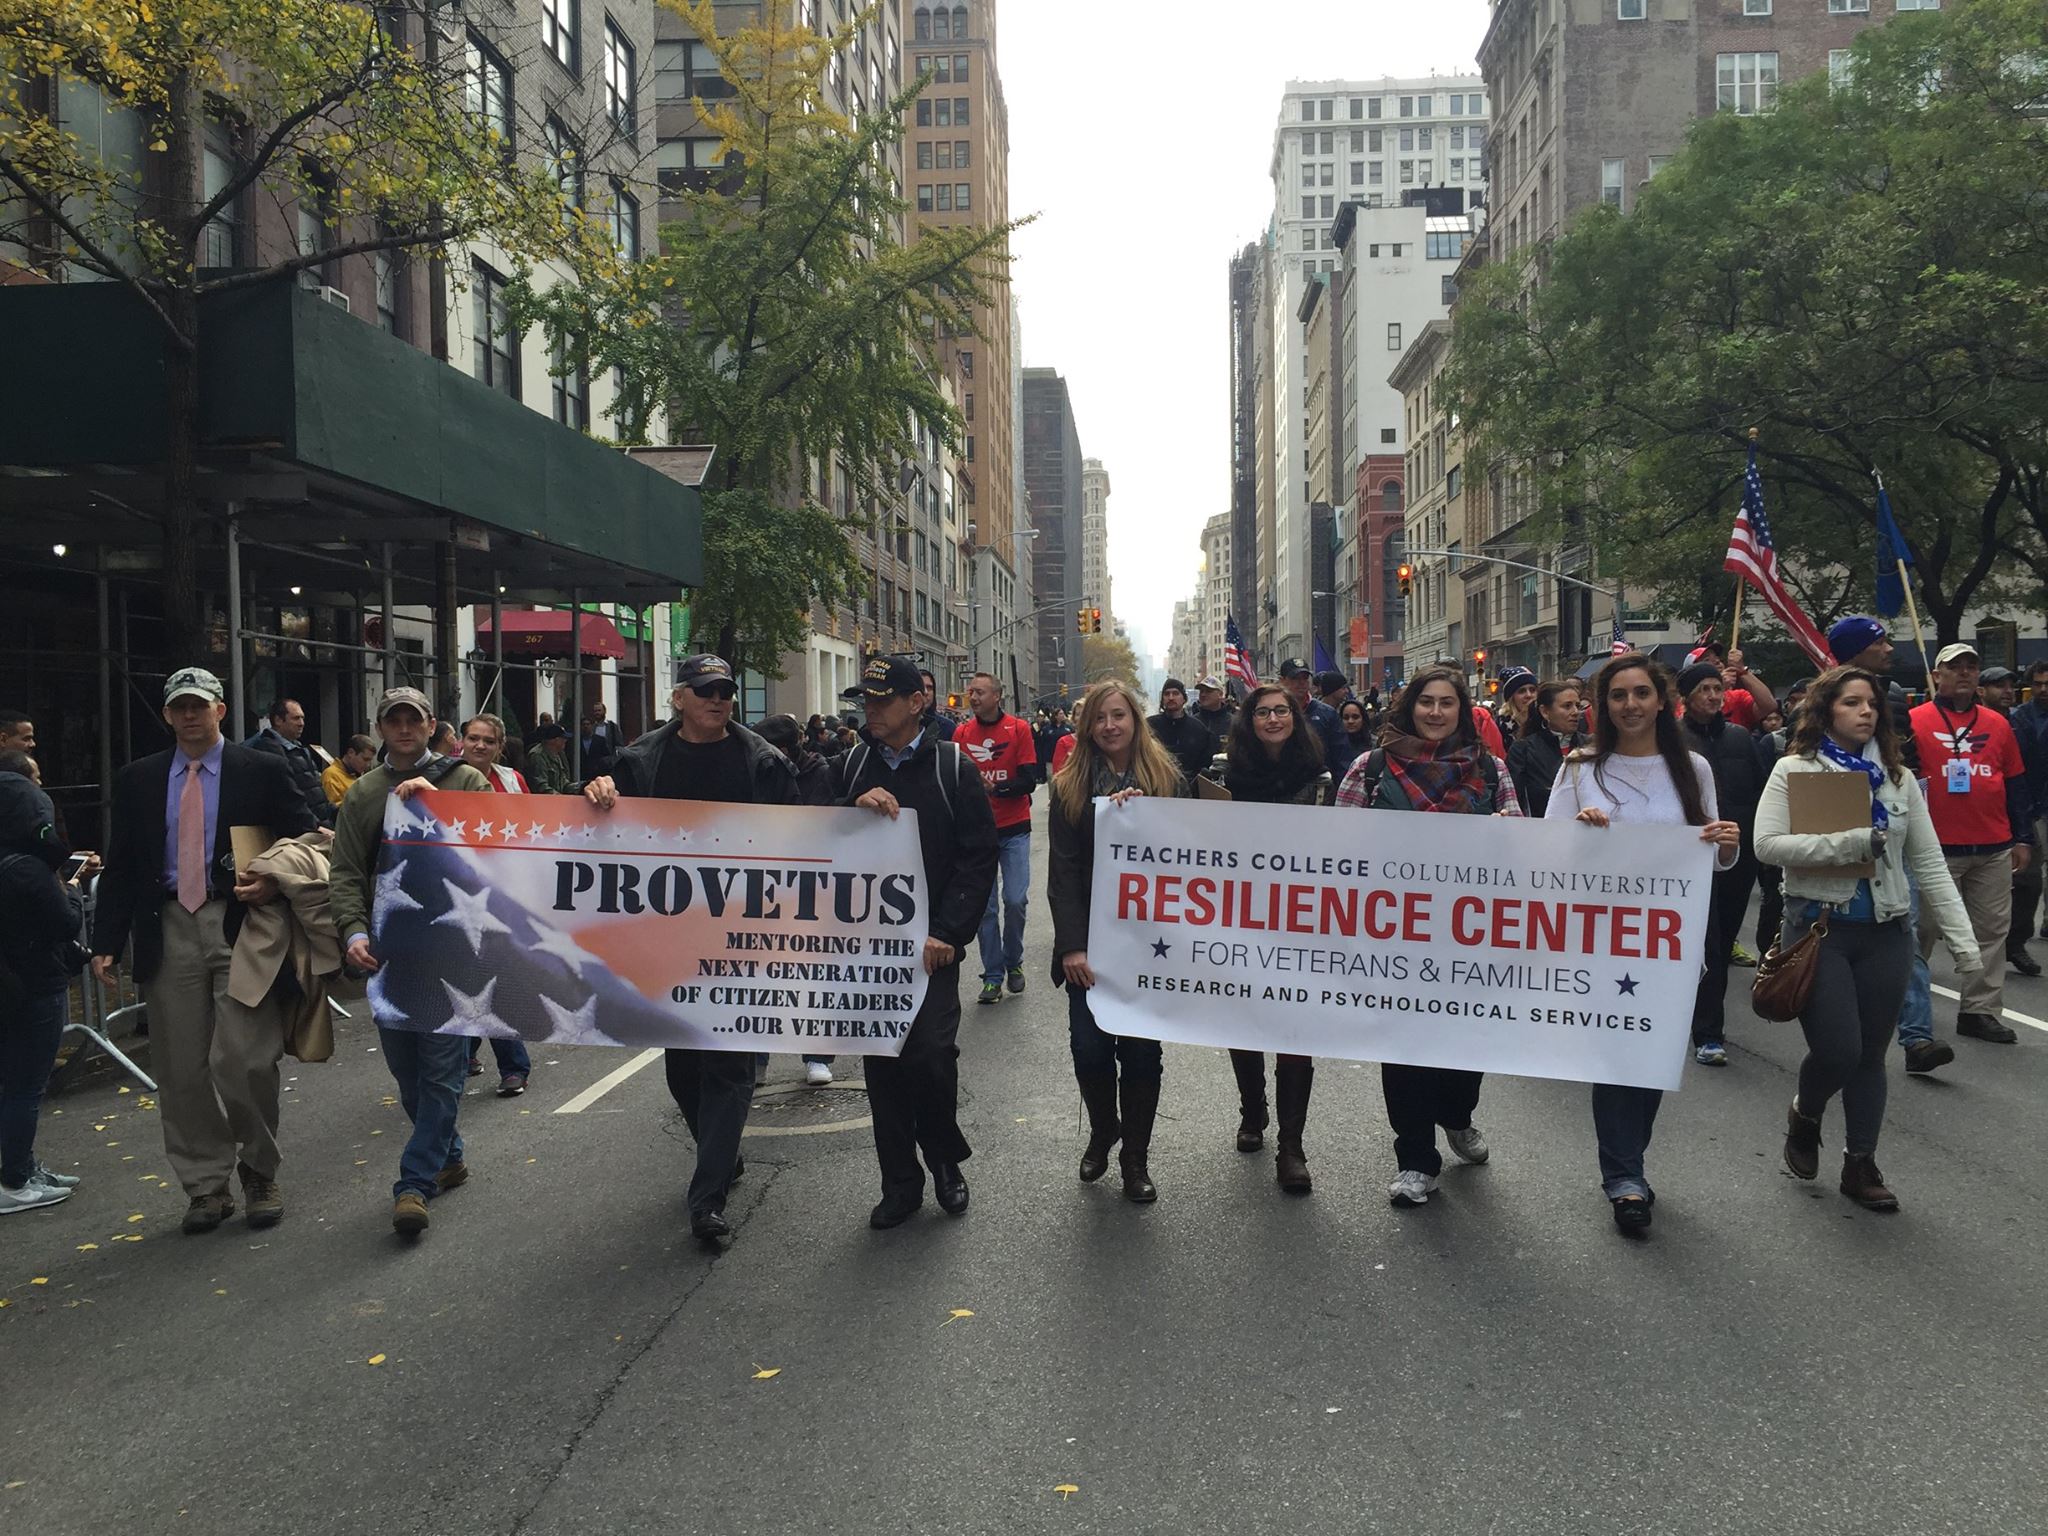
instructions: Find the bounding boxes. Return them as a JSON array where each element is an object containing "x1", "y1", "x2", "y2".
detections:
[{"x1": 91, "y1": 667, "x2": 317, "y2": 1234}]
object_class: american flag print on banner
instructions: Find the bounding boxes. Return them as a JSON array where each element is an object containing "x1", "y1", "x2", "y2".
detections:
[
  {"x1": 1722, "y1": 442, "x2": 1833, "y2": 668},
  {"x1": 1224, "y1": 615, "x2": 1260, "y2": 689},
  {"x1": 367, "y1": 792, "x2": 929, "y2": 1056}
]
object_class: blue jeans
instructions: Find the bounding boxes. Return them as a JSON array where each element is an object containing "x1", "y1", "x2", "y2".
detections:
[
  {"x1": 379, "y1": 1027, "x2": 468, "y2": 1200},
  {"x1": 1067, "y1": 984, "x2": 1162, "y2": 1081},
  {"x1": 467, "y1": 1034, "x2": 532, "y2": 1075},
  {"x1": 1591, "y1": 1082, "x2": 1662, "y2": 1201},
  {"x1": 978, "y1": 828, "x2": 1031, "y2": 983},
  {"x1": 1898, "y1": 877, "x2": 1934, "y2": 1045},
  {"x1": 1, "y1": 986, "x2": 67, "y2": 1188}
]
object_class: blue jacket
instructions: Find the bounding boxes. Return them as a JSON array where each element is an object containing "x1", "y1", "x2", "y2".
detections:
[{"x1": 2010, "y1": 699, "x2": 2048, "y2": 814}]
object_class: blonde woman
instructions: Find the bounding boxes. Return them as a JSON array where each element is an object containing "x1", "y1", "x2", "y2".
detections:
[{"x1": 1046, "y1": 680, "x2": 1185, "y2": 1202}]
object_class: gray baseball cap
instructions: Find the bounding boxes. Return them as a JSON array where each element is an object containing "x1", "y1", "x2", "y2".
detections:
[{"x1": 164, "y1": 666, "x2": 225, "y2": 705}]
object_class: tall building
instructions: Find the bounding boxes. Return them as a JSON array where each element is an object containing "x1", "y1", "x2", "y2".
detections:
[
  {"x1": 1022, "y1": 367, "x2": 1084, "y2": 697},
  {"x1": 1080, "y1": 457, "x2": 1113, "y2": 630},
  {"x1": 905, "y1": 0, "x2": 1018, "y2": 692},
  {"x1": 1166, "y1": 596, "x2": 1204, "y2": 687},
  {"x1": 1226, "y1": 243, "x2": 1263, "y2": 667},
  {"x1": 1265, "y1": 77, "x2": 1488, "y2": 670},
  {"x1": 1475, "y1": 0, "x2": 1888, "y2": 670},
  {"x1": 1200, "y1": 511, "x2": 1234, "y2": 683}
]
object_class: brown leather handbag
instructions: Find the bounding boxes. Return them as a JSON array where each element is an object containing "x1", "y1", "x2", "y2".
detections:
[{"x1": 1751, "y1": 908, "x2": 1831, "y2": 1022}]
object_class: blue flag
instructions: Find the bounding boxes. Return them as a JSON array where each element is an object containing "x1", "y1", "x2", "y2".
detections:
[
  {"x1": 1874, "y1": 487, "x2": 1912, "y2": 618},
  {"x1": 1312, "y1": 634, "x2": 1338, "y2": 677}
]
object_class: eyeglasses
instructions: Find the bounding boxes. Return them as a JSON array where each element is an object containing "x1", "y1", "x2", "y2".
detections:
[{"x1": 1252, "y1": 705, "x2": 1293, "y2": 720}]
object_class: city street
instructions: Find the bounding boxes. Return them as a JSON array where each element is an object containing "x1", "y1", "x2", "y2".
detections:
[{"x1": 6, "y1": 809, "x2": 2047, "y2": 1536}]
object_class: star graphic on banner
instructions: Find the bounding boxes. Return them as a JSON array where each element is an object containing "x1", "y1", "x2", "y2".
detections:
[
  {"x1": 553, "y1": 823, "x2": 574, "y2": 841},
  {"x1": 1150, "y1": 937, "x2": 1171, "y2": 958},
  {"x1": 527, "y1": 822, "x2": 548, "y2": 840},
  {"x1": 539, "y1": 993, "x2": 600, "y2": 1041},
  {"x1": 530, "y1": 924, "x2": 598, "y2": 977},
  {"x1": 369, "y1": 974, "x2": 408, "y2": 1025},
  {"x1": 667, "y1": 824, "x2": 693, "y2": 847},
  {"x1": 373, "y1": 865, "x2": 421, "y2": 937},
  {"x1": 1616, "y1": 974, "x2": 1639, "y2": 996},
  {"x1": 500, "y1": 819, "x2": 521, "y2": 841},
  {"x1": 431, "y1": 879, "x2": 511, "y2": 955},
  {"x1": 444, "y1": 818, "x2": 468, "y2": 841},
  {"x1": 473, "y1": 820, "x2": 494, "y2": 840},
  {"x1": 440, "y1": 976, "x2": 509, "y2": 1035}
]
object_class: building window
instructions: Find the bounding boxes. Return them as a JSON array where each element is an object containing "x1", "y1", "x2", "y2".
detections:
[
  {"x1": 1370, "y1": 161, "x2": 1383, "y2": 185},
  {"x1": 955, "y1": 182, "x2": 969, "y2": 210},
  {"x1": 1301, "y1": 99, "x2": 1315, "y2": 121},
  {"x1": 607, "y1": 179, "x2": 639, "y2": 258},
  {"x1": 1321, "y1": 195, "x2": 1334, "y2": 216},
  {"x1": 1400, "y1": 128, "x2": 1414, "y2": 151},
  {"x1": 954, "y1": 96, "x2": 969, "y2": 124},
  {"x1": 551, "y1": 335, "x2": 589, "y2": 430},
  {"x1": 541, "y1": 0, "x2": 576, "y2": 70},
  {"x1": 604, "y1": 20, "x2": 636, "y2": 134},
  {"x1": 917, "y1": 141, "x2": 932, "y2": 169},
  {"x1": 1387, "y1": 323, "x2": 1402, "y2": 352},
  {"x1": 1446, "y1": 465, "x2": 1462, "y2": 500},
  {"x1": 1895, "y1": 0, "x2": 1937, "y2": 8},
  {"x1": 1302, "y1": 196, "x2": 1315, "y2": 217},
  {"x1": 959, "y1": 348, "x2": 973, "y2": 377},
  {"x1": 1381, "y1": 428, "x2": 1397, "y2": 445},
  {"x1": 1618, "y1": 0, "x2": 1644, "y2": 17},
  {"x1": 1450, "y1": 94, "x2": 1464, "y2": 115},
  {"x1": 1419, "y1": 126, "x2": 1432, "y2": 148},
  {"x1": 1369, "y1": 97, "x2": 1382, "y2": 119},
  {"x1": 1829, "y1": 0, "x2": 1869, "y2": 9},
  {"x1": 1426, "y1": 231, "x2": 1467, "y2": 259},
  {"x1": 1744, "y1": 0, "x2": 1770, "y2": 11},
  {"x1": 1450, "y1": 157, "x2": 1463, "y2": 179},
  {"x1": 1399, "y1": 96, "x2": 1413, "y2": 116},
  {"x1": 937, "y1": 142, "x2": 953, "y2": 169},
  {"x1": 1647, "y1": 154, "x2": 1672, "y2": 178},
  {"x1": 917, "y1": 99, "x2": 931, "y2": 126},
  {"x1": 936, "y1": 183, "x2": 952, "y2": 210},
  {"x1": 374, "y1": 250, "x2": 402, "y2": 334},
  {"x1": 1350, "y1": 161, "x2": 1364, "y2": 185},
  {"x1": 954, "y1": 53, "x2": 968, "y2": 80},
  {"x1": 1717, "y1": 52, "x2": 1779, "y2": 114},
  {"x1": 1319, "y1": 131, "x2": 1333, "y2": 153},
  {"x1": 1469, "y1": 125, "x2": 1486, "y2": 152},
  {"x1": 955, "y1": 139, "x2": 969, "y2": 167},
  {"x1": 200, "y1": 137, "x2": 243, "y2": 269},
  {"x1": 935, "y1": 98, "x2": 951, "y2": 125},
  {"x1": 1319, "y1": 163, "x2": 1333, "y2": 187},
  {"x1": 544, "y1": 117, "x2": 582, "y2": 207},
  {"x1": 1450, "y1": 126, "x2": 1465, "y2": 149},
  {"x1": 1349, "y1": 97, "x2": 1364, "y2": 118},
  {"x1": 1441, "y1": 274, "x2": 1457, "y2": 306},
  {"x1": 472, "y1": 259, "x2": 518, "y2": 398},
  {"x1": 1827, "y1": 49, "x2": 1854, "y2": 88},
  {"x1": 465, "y1": 33, "x2": 513, "y2": 148},
  {"x1": 1601, "y1": 158, "x2": 1624, "y2": 207},
  {"x1": 1320, "y1": 98, "x2": 1334, "y2": 120},
  {"x1": 1399, "y1": 160, "x2": 1414, "y2": 183}
]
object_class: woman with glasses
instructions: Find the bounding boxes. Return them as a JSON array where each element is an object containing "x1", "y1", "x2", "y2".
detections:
[
  {"x1": 1046, "y1": 680, "x2": 1185, "y2": 1202},
  {"x1": 1222, "y1": 684, "x2": 1332, "y2": 1193},
  {"x1": 1545, "y1": 653, "x2": 1740, "y2": 1236},
  {"x1": 1337, "y1": 665, "x2": 1521, "y2": 1206}
]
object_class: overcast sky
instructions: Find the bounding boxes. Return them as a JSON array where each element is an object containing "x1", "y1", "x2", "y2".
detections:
[{"x1": 1001, "y1": 0, "x2": 1491, "y2": 665}]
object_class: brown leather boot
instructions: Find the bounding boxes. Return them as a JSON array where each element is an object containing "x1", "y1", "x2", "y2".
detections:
[
  {"x1": 1840, "y1": 1154, "x2": 1899, "y2": 1212},
  {"x1": 1783, "y1": 1100, "x2": 1822, "y2": 1181}
]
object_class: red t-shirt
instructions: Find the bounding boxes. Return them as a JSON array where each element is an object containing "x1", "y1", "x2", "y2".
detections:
[
  {"x1": 1911, "y1": 700, "x2": 2025, "y2": 846},
  {"x1": 954, "y1": 713, "x2": 1038, "y2": 832},
  {"x1": 1051, "y1": 733, "x2": 1077, "y2": 775},
  {"x1": 1723, "y1": 687, "x2": 1759, "y2": 729},
  {"x1": 1471, "y1": 705, "x2": 1505, "y2": 758}
]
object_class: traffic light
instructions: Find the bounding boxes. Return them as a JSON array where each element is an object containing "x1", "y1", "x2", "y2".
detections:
[
  {"x1": 1473, "y1": 648, "x2": 1488, "y2": 673},
  {"x1": 1076, "y1": 608, "x2": 1089, "y2": 635},
  {"x1": 1090, "y1": 607, "x2": 1103, "y2": 634},
  {"x1": 1397, "y1": 562, "x2": 1413, "y2": 599}
]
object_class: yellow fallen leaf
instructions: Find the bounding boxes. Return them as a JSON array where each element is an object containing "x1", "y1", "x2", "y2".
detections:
[
  {"x1": 118, "y1": 1086, "x2": 131, "y2": 1094},
  {"x1": 213, "y1": 1289, "x2": 228, "y2": 1296},
  {"x1": 4, "y1": 1480, "x2": 24, "y2": 1490},
  {"x1": 76, "y1": 1243, "x2": 99, "y2": 1252},
  {"x1": 30, "y1": 1277, "x2": 48, "y2": 1286},
  {"x1": 750, "y1": 1366, "x2": 781, "y2": 1380},
  {"x1": 940, "y1": 1308, "x2": 975, "y2": 1327},
  {"x1": 0, "y1": 1299, "x2": 10, "y2": 1309},
  {"x1": 121, "y1": 1155, "x2": 134, "y2": 1162},
  {"x1": 370, "y1": 1130, "x2": 383, "y2": 1136},
  {"x1": 106, "y1": 1141, "x2": 119, "y2": 1147},
  {"x1": 1055, "y1": 1483, "x2": 1079, "y2": 1500},
  {"x1": 526, "y1": 1158, "x2": 537, "y2": 1164},
  {"x1": 126, "y1": 1213, "x2": 144, "y2": 1223},
  {"x1": 367, "y1": 1353, "x2": 387, "y2": 1366},
  {"x1": 121, "y1": 1234, "x2": 143, "y2": 1242},
  {"x1": 354, "y1": 1160, "x2": 368, "y2": 1167}
]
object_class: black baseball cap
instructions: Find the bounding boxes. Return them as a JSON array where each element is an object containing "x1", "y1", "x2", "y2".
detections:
[
  {"x1": 676, "y1": 654, "x2": 737, "y2": 693},
  {"x1": 1278, "y1": 658, "x2": 1311, "y2": 679},
  {"x1": 842, "y1": 654, "x2": 924, "y2": 701}
]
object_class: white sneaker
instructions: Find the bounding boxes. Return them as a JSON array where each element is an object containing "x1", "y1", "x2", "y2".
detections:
[
  {"x1": 0, "y1": 1177, "x2": 72, "y2": 1214},
  {"x1": 1444, "y1": 1125, "x2": 1490, "y2": 1165},
  {"x1": 1388, "y1": 1170, "x2": 1438, "y2": 1206},
  {"x1": 32, "y1": 1159, "x2": 81, "y2": 1188},
  {"x1": 804, "y1": 1061, "x2": 833, "y2": 1086}
]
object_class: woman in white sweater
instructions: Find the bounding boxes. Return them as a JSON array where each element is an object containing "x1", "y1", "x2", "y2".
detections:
[
  {"x1": 1753, "y1": 667, "x2": 1978, "y2": 1211},
  {"x1": 1545, "y1": 654, "x2": 1740, "y2": 1236}
]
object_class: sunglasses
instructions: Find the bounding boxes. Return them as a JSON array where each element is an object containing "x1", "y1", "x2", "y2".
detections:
[{"x1": 689, "y1": 684, "x2": 738, "y2": 701}]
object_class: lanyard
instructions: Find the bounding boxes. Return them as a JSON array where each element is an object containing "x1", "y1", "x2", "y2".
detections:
[{"x1": 1933, "y1": 701, "x2": 1980, "y2": 758}]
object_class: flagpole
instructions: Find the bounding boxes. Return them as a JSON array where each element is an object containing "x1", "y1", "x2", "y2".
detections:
[
  {"x1": 1876, "y1": 468, "x2": 1937, "y2": 696},
  {"x1": 1730, "y1": 428, "x2": 1759, "y2": 654}
]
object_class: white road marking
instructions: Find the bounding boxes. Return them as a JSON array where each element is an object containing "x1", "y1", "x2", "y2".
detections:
[
  {"x1": 1928, "y1": 986, "x2": 2048, "y2": 1035},
  {"x1": 554, "y1": 1048, "x2": 662, "y2": 1113}
]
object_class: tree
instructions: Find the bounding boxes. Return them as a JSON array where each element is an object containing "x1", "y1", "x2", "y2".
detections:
[
  {"x1": 1081, "y1": 632, "x2": 1141, "y2": 687},
  {"x1": 512, "y1": 1, "x2": 1020, "y2": 678},
  {"x1": 1445, "y1": 0, "x2": 2048, "y2": 646},
  {"x1": 0, "y1": 0, "x2": 617, "y2": 656}
]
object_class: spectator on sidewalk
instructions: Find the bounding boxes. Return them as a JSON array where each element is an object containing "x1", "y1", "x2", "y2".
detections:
[
  {"x1": 322, "y1": 735, "x2": 376, "y2": 807},
  {"x1": 245, "y1": 698, "x2": 334, "y2": 827}
]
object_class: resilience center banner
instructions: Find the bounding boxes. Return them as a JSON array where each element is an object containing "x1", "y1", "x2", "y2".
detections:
[
  {"x1": 367, "y1": 791, "x2": 929, "y2": 1056},
  {"x1": 1086, "y1": 798, "x2": 1716, "y2": 1091}
]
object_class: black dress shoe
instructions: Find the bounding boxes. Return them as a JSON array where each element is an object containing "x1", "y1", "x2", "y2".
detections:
[
  {"x1": 691, "y1": 1210, "x2": 732, "y2": 1243},
  {"x1": 1957, "y1": 1011, "x2": 2019, "y2": 1044},
  {"x1": 933, "y1": 1164, "x2": 970, "y2": 1216},
  {"x1": 869, "y1": 1190, "x2": 922, "y2": 1229},
  {"x1": 2008, "y1": 947, "x2": 2043, "y2": 978},
  {"x1": 1610, "y1": 1196, "x2": 1652, "y2": 1235}
]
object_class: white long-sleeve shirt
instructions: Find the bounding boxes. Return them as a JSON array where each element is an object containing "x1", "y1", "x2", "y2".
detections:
[{"x1": 1544, "y1": 748, "x2": 1739, "y2": 871}]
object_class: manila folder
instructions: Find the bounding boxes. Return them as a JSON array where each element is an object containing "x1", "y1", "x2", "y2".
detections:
[{"x1": 1786, "y1": 773, "x2": 1875, "y2": 881}]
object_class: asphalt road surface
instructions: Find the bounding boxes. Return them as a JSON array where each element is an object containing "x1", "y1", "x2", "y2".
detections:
[{"x1": 6, "y1": 808, "x2": 2046, "y2": 1535}]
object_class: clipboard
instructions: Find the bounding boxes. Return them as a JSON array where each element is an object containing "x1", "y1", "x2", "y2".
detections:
[
  {"x1": 229, "y1": 825, "x2": 278, "y2": 874},
  {"x1": 1786, "y1": 773, "x2": 1875, "y2": 880},
  {"x1": 1195, "y1": 776, "x2": 1233, "y2": 802}
]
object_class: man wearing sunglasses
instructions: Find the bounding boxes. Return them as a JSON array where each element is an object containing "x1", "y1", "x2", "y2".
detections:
[{"x1": 583, "y1": 654, "x2": 798, "y2": 1244}]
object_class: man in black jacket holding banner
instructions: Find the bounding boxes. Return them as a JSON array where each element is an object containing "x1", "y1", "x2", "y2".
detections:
[{"x1": 837, "y1": 656, "x2": 997, "y2": 1230}]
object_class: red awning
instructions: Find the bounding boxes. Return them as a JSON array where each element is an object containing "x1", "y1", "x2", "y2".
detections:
[{"x1": 474, "y1": 608, "x2": 626, "y2": 661}]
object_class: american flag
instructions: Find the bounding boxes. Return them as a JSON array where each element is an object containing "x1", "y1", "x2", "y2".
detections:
[
  {"x1": 1224, "y1": 615, "x2": 1259, "y2": 689},
  {"x1": 1609, "y1": 608, "x2": 1631, "y2": 655},
  {"x1": 1722, "y1": 441, "x2": 1832, "y2": 668}
]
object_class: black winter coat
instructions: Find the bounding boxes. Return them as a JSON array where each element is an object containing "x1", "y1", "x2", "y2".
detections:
[
  {"x1": 1682, "y1": 713, "x2": 1770, "y2": 830},
  {"x1": 1507, "y1": 727, "x2": 1582, "y2": 819},
  {"x1": 834, "y1": 732, "x2": 998, "y2": 954},
  {"x1": 1147, "y1": 711, "x2": 1215, "y2": 792}
]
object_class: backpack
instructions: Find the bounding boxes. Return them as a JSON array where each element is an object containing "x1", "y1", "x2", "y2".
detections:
[
  {"x1": 1356, "y1": 749, "x2": 1499, "y2": 812},
  {"x1": 837, "y1": 737, "x2": 965, "y2": 821}
]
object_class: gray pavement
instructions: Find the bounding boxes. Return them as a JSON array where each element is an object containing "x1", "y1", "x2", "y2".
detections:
[{"x1": 6, "y1": 807, "x2": 2048, "y2": 1535}]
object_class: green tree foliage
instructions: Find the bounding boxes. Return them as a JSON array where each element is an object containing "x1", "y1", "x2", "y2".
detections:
[
  {"x1": 516, "y1": 1, "x2": 1019, "y2": 677},
  {"x1": 1081, "y1": 632, "x2": 1142, "y2": 687},
  {"x1": 0, "y1": 0, "x2": 612, "y2": 655},
  {"x1": 1446, "y1": 0, "x2": 2048, "y2": 645}
]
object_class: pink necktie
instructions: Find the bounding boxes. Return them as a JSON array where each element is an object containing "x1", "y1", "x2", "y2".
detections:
[{"x1": 177, "y1": 761, "x2": 206, "y2": 913}]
